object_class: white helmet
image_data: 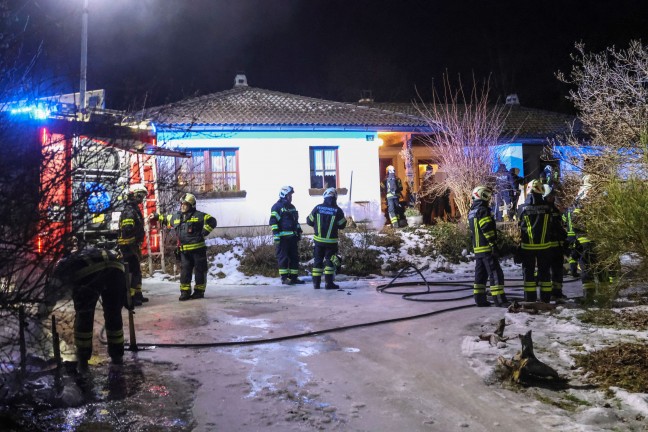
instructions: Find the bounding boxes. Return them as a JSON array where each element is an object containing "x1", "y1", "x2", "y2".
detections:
[
  {"x1": 129, "y1": 183, "x2": 147, "y2": 195},
  {"x1": 323, "y1": 187, "x2": 337, "y2": 199},
  {"x1": 279, "y1": 185, "x2": 294, "y2": 199},
  {"x1": 181, "y1": 193, "x2": 197, "y2": 207},
  {"x1": 386, "y1": 165, "x2": 395, "y2": 173},
  {"x1": 527, "y1": 179, "x2": 544, "y2": 195},
  {"x1": 471, "y1": 185, "x2": 492, "y2": 201}
]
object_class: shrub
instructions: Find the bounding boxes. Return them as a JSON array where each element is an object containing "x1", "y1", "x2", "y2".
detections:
[
  {"x1": 237, "y1": 236, "x2": 278, "y2": 277},
  {"x1": 338, "y1": 230, "x2": 383, "y2": 276},
  {"x1": 409, "y1": 221, "x2": 471, "y2": 264},
  {"x1": 298, "y1": 236, "x2": 314, "y2": 263},
  {"x1": 207, "y1": 243, "x2": 234, "y2": 260}
]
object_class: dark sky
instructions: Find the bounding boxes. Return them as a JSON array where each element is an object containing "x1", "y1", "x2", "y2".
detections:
[{"x1": 12, "y1": 0, "x2": 648, "y2": 113}]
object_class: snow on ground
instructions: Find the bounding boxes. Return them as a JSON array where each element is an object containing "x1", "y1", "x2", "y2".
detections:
[{"x1": 164, "y1": 232, "x2": 648, "y2": 431}]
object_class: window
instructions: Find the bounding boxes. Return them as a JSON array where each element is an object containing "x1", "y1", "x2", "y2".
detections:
[
  {"x1": 309, "y1": 147, "x2": 338, "y2": 189},
  {"x1": 176, "y1": 148, "x2": 240, "y2": 193}
]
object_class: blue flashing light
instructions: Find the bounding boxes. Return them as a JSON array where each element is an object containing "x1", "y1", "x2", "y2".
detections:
[
  {"x1": 8, "y1": 103, "x2": 51, "y2": 120},
  {"x1": 84, "y1": 182, "x2": 111, "y2": 213}
]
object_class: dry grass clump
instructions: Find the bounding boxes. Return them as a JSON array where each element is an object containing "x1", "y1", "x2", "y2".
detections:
[{"x1": 574, "y1": 343, "x2": 648, "y2": 393}]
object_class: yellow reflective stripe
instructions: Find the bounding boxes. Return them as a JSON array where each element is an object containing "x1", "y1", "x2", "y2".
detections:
[
  {"x1": 313, "y1": 235, "x2": 338, "y2": 244},
  {"x1": 524, "y1": 215, "x2": 533, "y2": 245},
  {"x1": 179, "y1": 242, "x2": 206, "y2": 251},
  {"x1": 271, "y1": 211, "x2": 280, "y2": 219},
  {"x1": 473, "y1": 219, "x2": 480, "y2": 249},
  {"x1": 121, "y1": 218, "x2": 134, "y2": 226},
  {"x1": 270, "y1": 224, "x2": 279, "y2": 230},
  {"x1": 521, "y1": 243, "x2": 551, "y2": 250},
  {"x1": 118, "y1": 237, "x2": 136, "y2": 245},
  {"x1": 474, "y1": 245, "x2": 492, "y2": 253}
]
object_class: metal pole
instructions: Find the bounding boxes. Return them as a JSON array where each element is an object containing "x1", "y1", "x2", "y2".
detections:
[
  {"x1": 79, "y1": 0, "x2": 89, "y2": 115},
  {"x1": 18, "y1": 306, "x2": 27, "y2": 377}
]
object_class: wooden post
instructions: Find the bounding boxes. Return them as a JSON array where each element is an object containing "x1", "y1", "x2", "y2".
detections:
[
  {"x1": 124, "y1": 263, "x2": 138, "y2": 351},
  {"x1": 51, "y1": 315, "x2": 62, "y2": 392}
]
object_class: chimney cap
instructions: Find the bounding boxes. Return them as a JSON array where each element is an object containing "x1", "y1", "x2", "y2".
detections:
[
  {"x1": 505, "y1": 94, "x2": 520, "y2": 105},
  {"x1": 358, "y1": 89, "x2": 374, "y2": 104},
  {"x1": 234, "y1": 73, "x2": 248, "y2": 88}
]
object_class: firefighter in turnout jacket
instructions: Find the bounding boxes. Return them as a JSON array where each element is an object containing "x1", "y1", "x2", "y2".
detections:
[
  {"x1": 48, "y1": 243, "x2": 127, "y2": 372},
  {"x1": 468, "y1": 186, "x2": 508, "y2": 307},
  {"x1": 269, "y1": 186, "x2": 304, "y2": 285},
  {"x1": 151, "y1": 193, "x2": 217, "y2": 301},
  {"x1": 543, "y1": 186, "x2": 568, "y2": 301},
  {"x1": 381, "y1": 165, "x2": 403, "y2": 227},
  {"x1": 118, "y1": 183, "x2": 148, "y2": 306},
  {"x1": 517, "y1": 180, "x2": 564, "y2": 302},
  {"x1": 306, "y1": 187, "x2": 347, "y2": 290}
]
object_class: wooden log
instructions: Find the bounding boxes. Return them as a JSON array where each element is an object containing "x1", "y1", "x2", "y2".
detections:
[{"x1": 498, "y1": 330, "x2": 561, "y2": 383}]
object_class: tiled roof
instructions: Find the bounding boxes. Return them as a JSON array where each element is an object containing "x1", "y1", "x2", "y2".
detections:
[
  {"x1": 143, "y1": 86, "x2": 429, "y2": 130},
  {"x1": 361, "y1": 102, "x2": 586, "y2": 140}
]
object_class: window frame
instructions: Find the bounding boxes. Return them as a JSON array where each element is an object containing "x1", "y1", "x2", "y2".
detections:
[
  {"x1": 309, "y1": 146, "x2": 339, "y2": 189},
  {"x1": 175, "y1": 148, "x2": 241, "y2": 195}
]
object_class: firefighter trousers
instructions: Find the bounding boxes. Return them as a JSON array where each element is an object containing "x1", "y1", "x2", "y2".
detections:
[
  {"x1": 276, "y1": 236, "x2": 299, "y2": 279},
  {"x1": 521, "y1": 249, "x2": 552, "y2": 301},
  {"x1": 121, "y1": 252, "x2": 143, "y2": 298},
  {"x1": 312, "y1": 243, "x2": 338, "y2": 281},
  {"x1": 180, "y1": 248, "x2": 208, "y2": 293},
  {"x1": 72, "y1": 268, "x2": 126, "y2": 362},
  {"x1": 474, "y1": 252, "x2": 505, "y2": 296}
]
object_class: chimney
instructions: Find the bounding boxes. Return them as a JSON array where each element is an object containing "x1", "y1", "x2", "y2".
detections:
[
  {"x1": 234, "y1": 73, "x2": 248, "y2": 88},
  {"x1": 505, "y1": 94, "x2": 520, "y2": 105},
  {"x1": 358, "y1": 89, "x2": 374, "y2": 104}
]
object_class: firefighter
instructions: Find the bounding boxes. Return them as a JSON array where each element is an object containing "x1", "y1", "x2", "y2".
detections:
[
  {"x1": 381, "y1": 165, "x2": 403, "y2": 228},
  {"x1": 508, "y1": 167, "x2": 523, "y2": 219},
  {"x1": 269, "y1": 186, "x2": 304, "y2": 285},
  {"x1": 468, "y1": 186, "x2": 508, "y2": 307},
  {"x1": 48, "y1": 241, "x2": 127, "y2": 372},
  {"x1": 517, "y1": 180, "x2": 563, "y2": 302},
  {"x1": 118, "y1": 183, "x2": 148, "y2": 307},
  {"x1": 492, "y1": 163, "x2": 511, "y2": 221},
  {"x1": 543, "y1": 186, "x2": 568, "y2": 301},
  {"x1": 151, "y1": 193, "x2": 217, "y2": 301},
  {"x1": 306, "y1": 187, "x2": 347, "y2": 290}
]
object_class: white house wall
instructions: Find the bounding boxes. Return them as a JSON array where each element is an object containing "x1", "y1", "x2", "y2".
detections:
[{"x1": 158, "y1": 131, "x2": 383, "y2": 228}]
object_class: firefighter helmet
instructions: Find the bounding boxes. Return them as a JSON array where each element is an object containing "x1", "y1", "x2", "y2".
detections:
[
  {"x1": 181, "y1": 193, "x2": 197, "y2": 207},
  {"x1": 323, "y1": 187, "x2": 337, "y2": 199},
  {"x1": 129, "y1": 183, "x2": 147, "y2": 196},
  {"x1": 527, "y1": 179, "x2": 544, "y2": 195},
  {"x1": 279, "y1": 185, "x2": 294, "y2": 199},
  {"x1": 386, "y1": 165, "x2": 395, "y2": 173},
  {"x1": 471, "y1": 186, "x2": 492, "y2": 201}
]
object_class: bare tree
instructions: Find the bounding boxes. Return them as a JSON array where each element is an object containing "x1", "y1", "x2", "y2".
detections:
[
  {"x1": 416, "y1": 76, "x2": 508, "y2": 219},
  {"x1": 557, "y1": 41, "x2": 648, "y2": 291},
  {"x1": 557, "y1": 41, "x2": 648, "y2": 179}
]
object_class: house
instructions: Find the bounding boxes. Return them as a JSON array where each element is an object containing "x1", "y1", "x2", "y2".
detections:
[
  {"x1": 144, "y1": 74, "x2": 432, "y2": 230},
  {"x1": 144, "y1": 75, "x2": 583, "y2": 230}
]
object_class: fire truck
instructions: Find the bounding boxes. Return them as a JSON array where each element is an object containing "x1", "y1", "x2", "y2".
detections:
[{"x1": 1, "y1": 106, "x2": 186, "y2": 262}]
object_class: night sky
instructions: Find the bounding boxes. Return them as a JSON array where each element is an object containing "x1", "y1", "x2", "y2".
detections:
[{"x1": 12, "y1": 0, "x2": 648, "y2": 113}]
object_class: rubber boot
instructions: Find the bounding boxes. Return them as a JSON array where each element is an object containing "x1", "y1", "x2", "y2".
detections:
[
  {"x1": 281, "y1": 277, "x2": 293, "y2": 286},
  {"x1": 77, "y1": 358, "x2": 89, "y2": 374},
  {"x1": 474, "y1": 292, "x2": 491, "y2": 307},
  {"x1": 133, "y1": 292, "x2": 148, "y2": 306},
  {"x1": 290, "y1": 275, "x2": 305, "y2": 285},
  {"x1": 540, "y1": 291, "x2": 552, "y2": 303},
  {"x1": 190, "y1": 290, "x2": 205, "y2": 299},
  {"x1": 551, "y1": 289, "x2": 566, "y2": 303},
  {"x1": 179, "y1": 291, "x2": 191, "y2": 301},
  {"x1": 524, "y1": 291, "x2": 537, "y2": 302},
  {"x1": 324, "y1": 274, "x2": 339, "y2": 290},
  {"x1": 312, "y1": 275, "x2": 321, "y2": 289},
  {"x1": 492, "y1": 294, "x2": 502, "y2": 307},
  {"x1": 496, "y1": 294, "x2": 510, "y2": 307}
]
